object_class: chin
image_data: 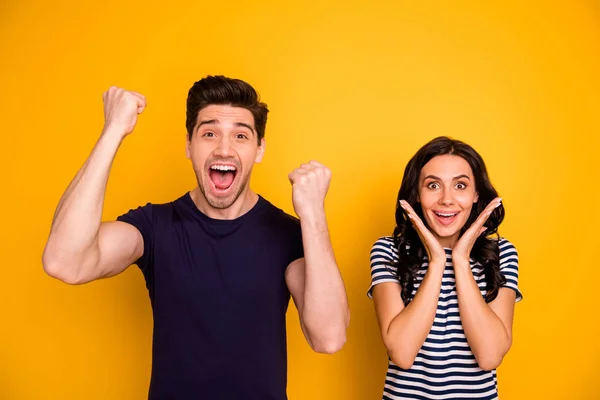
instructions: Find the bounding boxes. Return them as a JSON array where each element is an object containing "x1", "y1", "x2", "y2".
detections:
[
  {"x1": 424, "y1": 216, "x2": 463, "y2": 245},
  {"x1": 206, "y1": 196, "x2": 236, "y2": 209},
  {"x1": 205, "y1": 188, "x2": 241, "y2": 209},
  {"x1": 433, "y1": 228, "x2": 459, "y2": 238},
  {"x1": 434, "y1": 230, "x2": 460, "y2": 244}
]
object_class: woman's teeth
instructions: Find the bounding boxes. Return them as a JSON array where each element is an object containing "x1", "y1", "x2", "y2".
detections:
[{"x1": 435, "y1": 212, "x2": 458, "y2": 218}]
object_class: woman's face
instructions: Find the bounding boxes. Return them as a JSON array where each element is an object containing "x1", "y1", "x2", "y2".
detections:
[{"x1": 417, "y1": 154, "x2": 479, "y2": 248}]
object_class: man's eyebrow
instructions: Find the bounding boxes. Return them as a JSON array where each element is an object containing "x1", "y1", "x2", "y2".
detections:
[
  {"x1": 195, "y1": 120, "x2": 255, "y2": 135},
  {"x1": 197, "y1": 119, "x2": 217, "y2": 129},
  {"x1": 234, "y1": 122, "x2": 255, "y2": 134}
]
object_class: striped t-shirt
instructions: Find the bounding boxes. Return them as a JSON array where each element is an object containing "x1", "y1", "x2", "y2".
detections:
[{"x1": 368, "y1": 237, "x2": 522, "y2": 400}]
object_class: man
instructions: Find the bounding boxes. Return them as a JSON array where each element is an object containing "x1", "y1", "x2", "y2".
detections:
[{"x1": 42, "y1": 76, "x2": 349, "y2": 399}]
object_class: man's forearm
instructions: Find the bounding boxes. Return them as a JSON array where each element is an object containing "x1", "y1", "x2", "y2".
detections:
[{"x1": 299, "y1": 211, "x2": 349, "y2": 353}]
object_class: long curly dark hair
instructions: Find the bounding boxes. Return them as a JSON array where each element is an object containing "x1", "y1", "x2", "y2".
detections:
[{"x1": 393, "y1": 136, "x2": 506, "y2": 304}]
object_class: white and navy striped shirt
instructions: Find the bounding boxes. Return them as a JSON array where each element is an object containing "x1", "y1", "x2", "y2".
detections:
[{"x1": 368, "y1": 237, "x2": 522, "y2": 400}]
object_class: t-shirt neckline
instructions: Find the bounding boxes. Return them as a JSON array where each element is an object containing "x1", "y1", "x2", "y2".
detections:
[{"x1": 182, "y1": 192, "x2": 267, "y2": 224}]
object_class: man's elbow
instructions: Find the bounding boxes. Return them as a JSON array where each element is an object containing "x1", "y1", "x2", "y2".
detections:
[
  {"x1": 309, "y1": 321, "x2": 348, "y2": 354},
  {"x1": 311, "y1": 333, "x2": 347, "y2": 354},
  {"x1": 305, "y1": 310, "x2": 349, "y2": 354},
  {"x1": 42, "y1": 252, "x2": 86, "y2": 285}
]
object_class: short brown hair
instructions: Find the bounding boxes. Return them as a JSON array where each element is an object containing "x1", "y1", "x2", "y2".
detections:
[{"x1": 186, "y1": 75, "x2": 269, "y2": 144}]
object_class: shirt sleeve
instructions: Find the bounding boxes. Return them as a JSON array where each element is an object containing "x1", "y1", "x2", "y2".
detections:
[
  {"x1": 498, "y1": 238, "x2": 523, "y2": 302},
  {"x1": 367, "y1": 237, "x2": 400, "y2": 299},
  {"x1": 116, "y1": 203, "x2": 154, "y2": 279},
  {"x1": 289, "y1": 218, "x2": 304, "y2": 263}
]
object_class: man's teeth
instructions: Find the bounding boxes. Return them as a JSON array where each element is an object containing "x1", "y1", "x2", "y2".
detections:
[{"x1": 210, "y1": 165, "x2": 236, "y2": 171}]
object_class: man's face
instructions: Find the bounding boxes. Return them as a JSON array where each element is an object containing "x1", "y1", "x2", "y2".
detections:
[{"x1": 186, "y1": 105, "x2": 265, "y2": 209}]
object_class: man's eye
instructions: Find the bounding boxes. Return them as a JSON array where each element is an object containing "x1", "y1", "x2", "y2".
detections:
[
  {"x1": 236, "y1": 134, "x2": 248, "y2": 139},
  {"x1": 203, "y1": 132, "x2": 215, "y2": 137}
]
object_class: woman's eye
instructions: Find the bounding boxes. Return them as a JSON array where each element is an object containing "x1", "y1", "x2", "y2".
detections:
[
  {"x1": 427, "y1": 182, "x2": 440, "y2": 189},
  {"x1": 456, "y1": 182, "x2": 467, "y2": 190}
]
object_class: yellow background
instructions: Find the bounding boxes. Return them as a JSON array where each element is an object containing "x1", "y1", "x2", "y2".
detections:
[{"x1": 1, "y1": 1, "x2": 599, "y2": 399}]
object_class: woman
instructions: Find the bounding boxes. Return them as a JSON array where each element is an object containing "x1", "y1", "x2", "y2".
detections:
[{"x1": 368, "y1": 136, "x2": 522, "y2": 399}]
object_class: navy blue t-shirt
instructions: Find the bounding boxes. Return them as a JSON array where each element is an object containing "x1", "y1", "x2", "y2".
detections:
[{"x1": 117, "y1": 193, "x2": 304, "y2": 400}]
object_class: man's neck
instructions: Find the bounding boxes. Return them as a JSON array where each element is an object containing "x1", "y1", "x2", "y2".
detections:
[{"x1": 189, "y1": 187, "x2": 259, "y2": 220}]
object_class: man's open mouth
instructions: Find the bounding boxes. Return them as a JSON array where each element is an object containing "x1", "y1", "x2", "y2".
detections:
[{"x1": 208, "y1": 164, "x2": 237, "y2": 192}]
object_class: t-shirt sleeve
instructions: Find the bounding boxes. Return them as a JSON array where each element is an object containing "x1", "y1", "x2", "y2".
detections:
[
  {"x1": 498, "y1": 238, "x2": 522, "y2": 302},
  {"x1": 289, "y1": 217, "x2": 304, "y2": 263},
  {"x1": 116, "y1": 203, "x2": 154, "y2": 277},
  {"x1": 367, "y1": 237, "x2": 400, "y2": 299}
]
